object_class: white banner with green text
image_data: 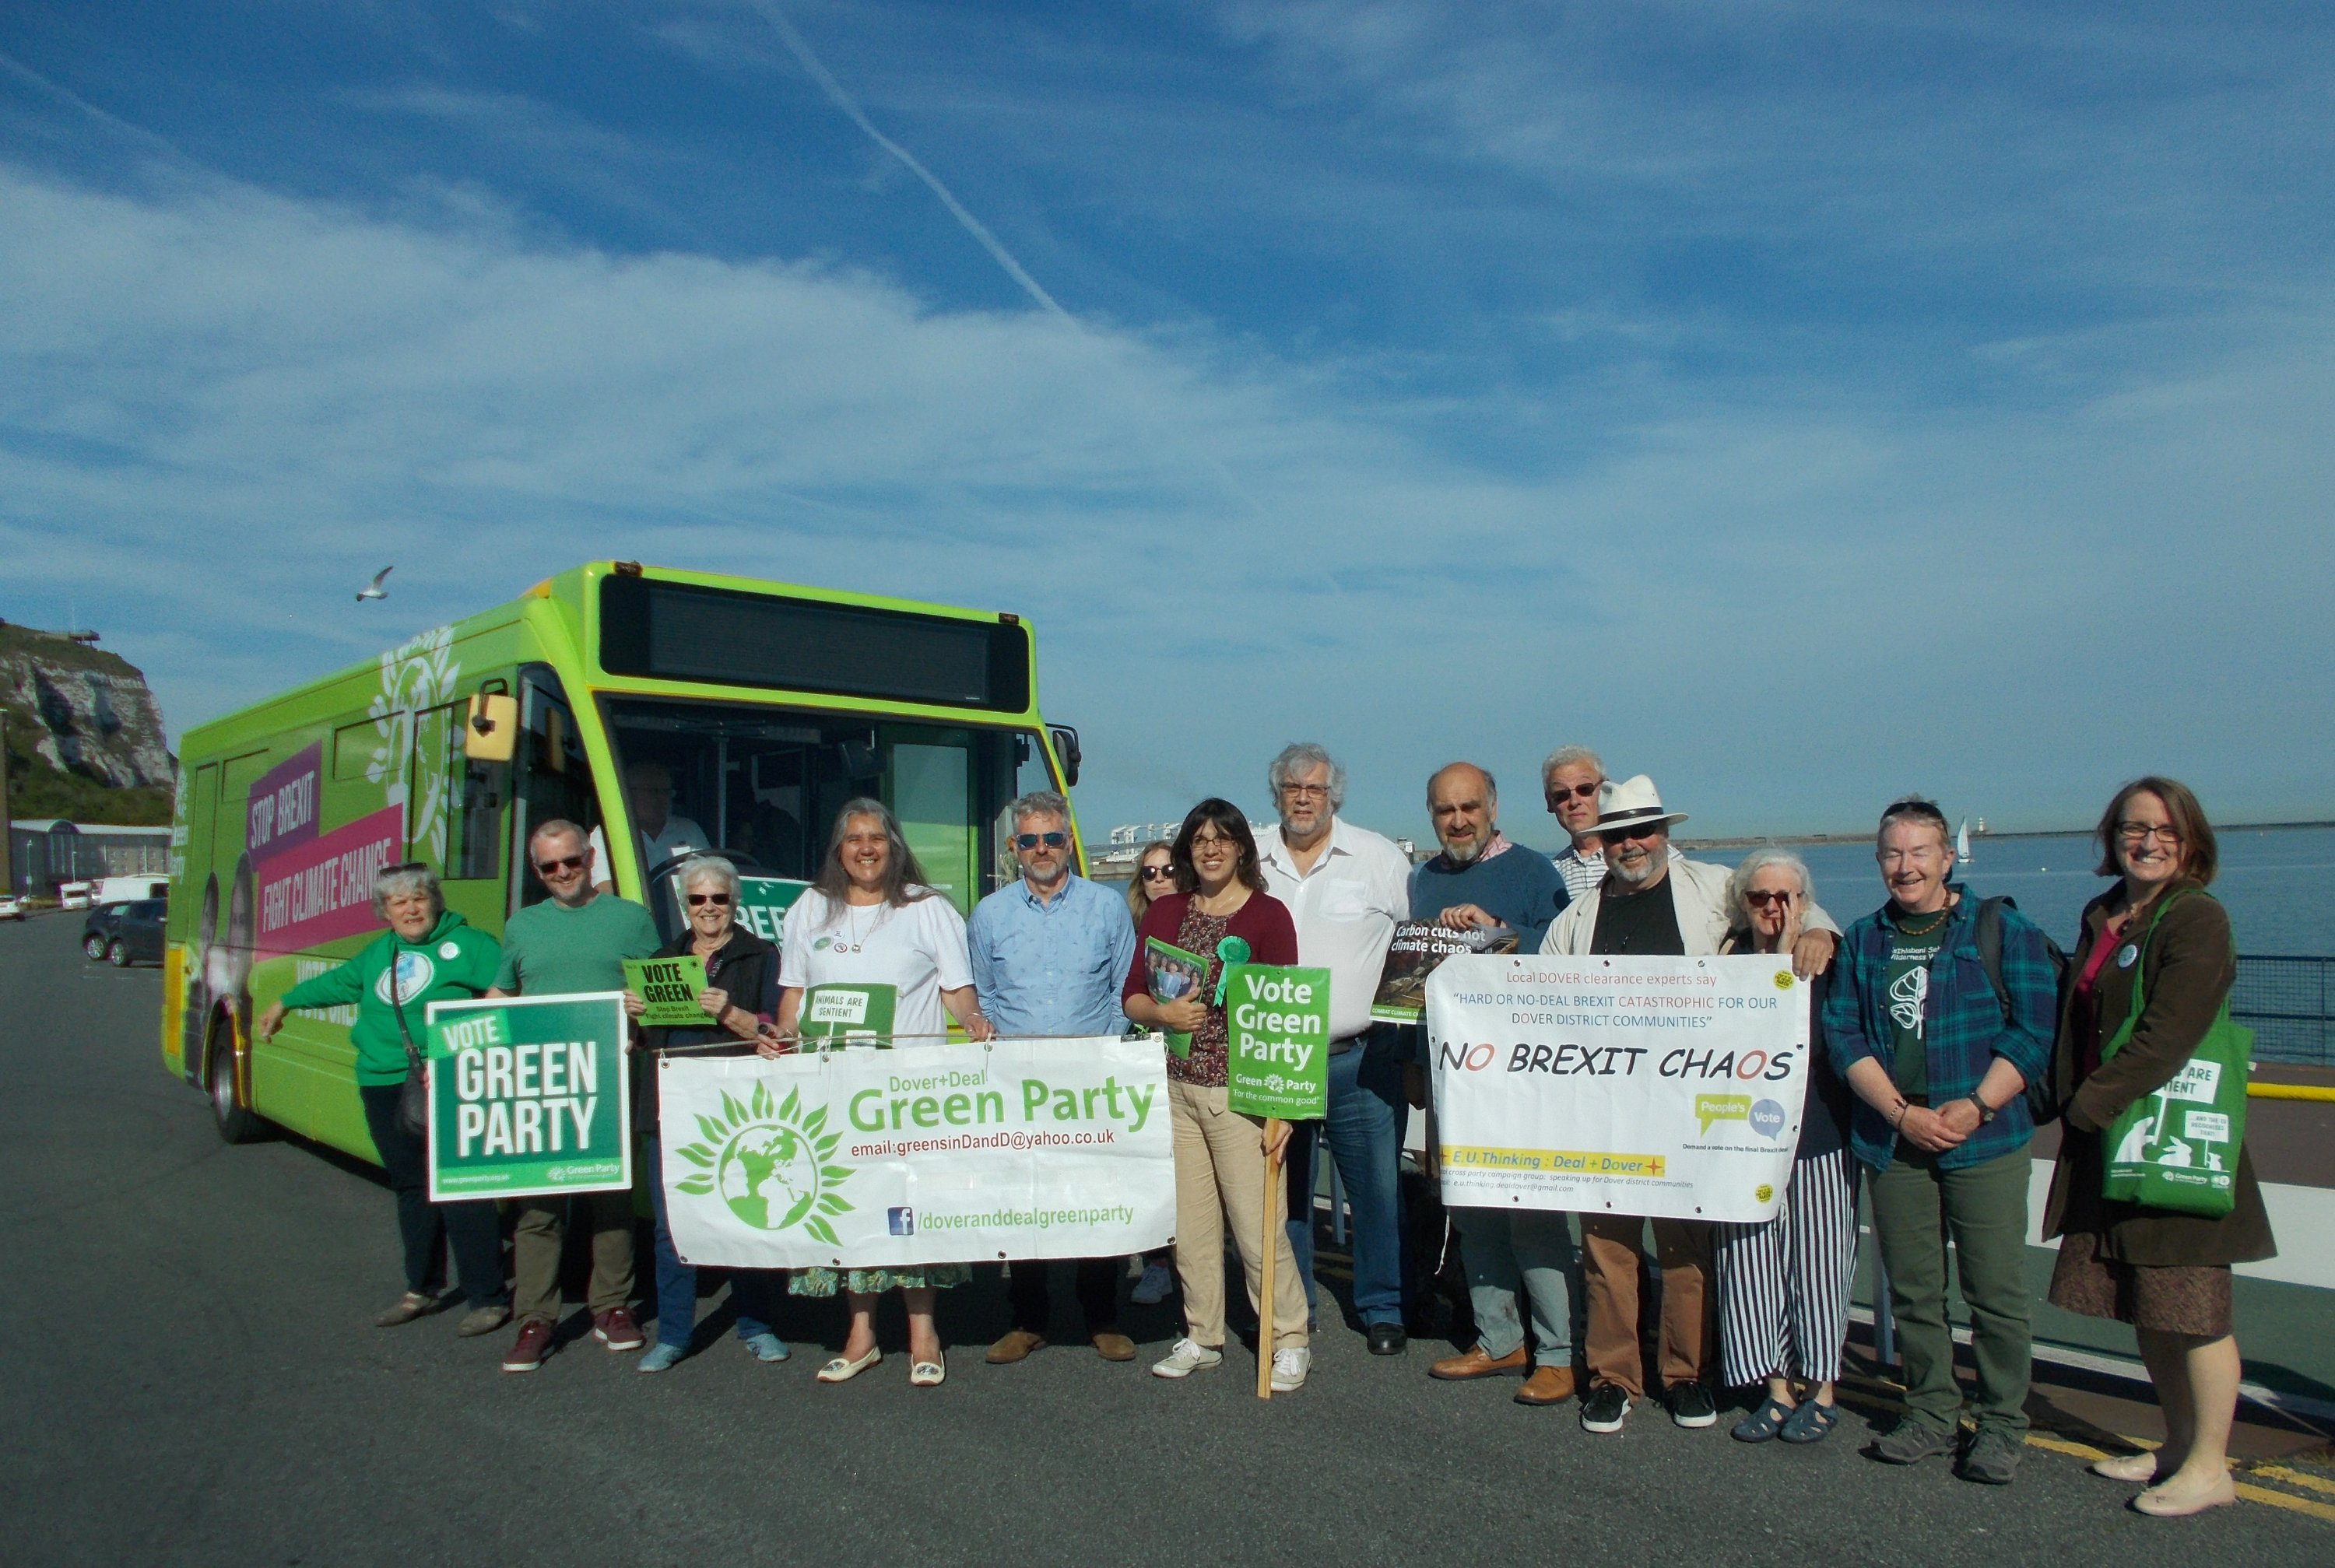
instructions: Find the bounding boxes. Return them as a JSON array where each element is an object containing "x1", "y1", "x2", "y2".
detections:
[
  {"x1": 1426, "y1": 954, "x2": 1813, "y2": 1224},
  {"x1": 658, "y1": 1037, "x2": 1175, "y2": 1268}
]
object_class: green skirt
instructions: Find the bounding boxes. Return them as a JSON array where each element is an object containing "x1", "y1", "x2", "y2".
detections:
[{"x1": 788, "y1": 1262, "x2": 971, "y2": 1296}]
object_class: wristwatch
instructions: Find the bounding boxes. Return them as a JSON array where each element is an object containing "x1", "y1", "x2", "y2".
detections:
[{"x1": 1967, "y1": 1095, "x2": 1997, "y2": 1125}]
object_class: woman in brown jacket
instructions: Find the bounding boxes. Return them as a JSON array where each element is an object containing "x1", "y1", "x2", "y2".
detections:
[{"x1": 2043, "y1": 777, "x2": 2275, "y2": 1518}]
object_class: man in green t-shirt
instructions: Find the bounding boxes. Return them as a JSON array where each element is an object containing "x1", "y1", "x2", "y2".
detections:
[{"x1": 487, "y1": 818, "x2": 662, "y2": 1373}]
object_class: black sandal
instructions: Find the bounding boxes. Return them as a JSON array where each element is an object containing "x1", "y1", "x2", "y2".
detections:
[
  {"x1": 1778, "y1": 1398, "x2": 1839, "y2": 1443},
  {"x1": 1732, "y1": 1397, "x2": 1795, "y2": 1443}
]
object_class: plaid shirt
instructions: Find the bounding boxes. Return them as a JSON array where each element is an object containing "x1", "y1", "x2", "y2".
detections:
[{"x1": 1823, "y1": 886, "x2": 2056, "y2": 1171}]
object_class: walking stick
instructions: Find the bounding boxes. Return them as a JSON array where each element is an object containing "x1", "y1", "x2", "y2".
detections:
[{"x1": 1257, "y1": 1116, "x2": 1282, "y2": 1400}]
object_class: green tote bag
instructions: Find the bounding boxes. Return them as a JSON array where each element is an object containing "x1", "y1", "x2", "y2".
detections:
[{"x1": 2098, "y1": 891, "x2": 2250, "y2": 1219}]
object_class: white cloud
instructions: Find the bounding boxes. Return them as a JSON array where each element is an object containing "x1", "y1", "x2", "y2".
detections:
[{"x1": 2, "y1": 153, "x2": 2331, "y2": 837}]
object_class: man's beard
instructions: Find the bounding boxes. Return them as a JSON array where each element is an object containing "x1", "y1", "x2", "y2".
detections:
[
  {"x1": 1610, "y1": 850, "x2": 1656, "y2": 886},
  {"x1": 1441, "y1": 832, "x2": 1485, "y2": 866}
]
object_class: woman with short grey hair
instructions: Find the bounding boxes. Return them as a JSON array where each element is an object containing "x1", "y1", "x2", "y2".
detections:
[
  {"x1": 622, "y1": 853, "x2": 788, "y2": 1373},
  {"x1": 255, "y1": 861, "x2": 511, "y2": 1335},
  {"x1": 1711, "y1": 847, "x2": 1859, "y2": 1445}
]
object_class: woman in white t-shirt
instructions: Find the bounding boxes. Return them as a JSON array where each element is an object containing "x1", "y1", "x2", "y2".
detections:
[{"x1": 765, "y1": 797, "x2": 993, "y2": 1388}]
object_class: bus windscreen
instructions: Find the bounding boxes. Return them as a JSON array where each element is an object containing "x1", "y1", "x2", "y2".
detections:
[{"x1": 599, "y1": 576, "x2": 1030, "y2": 712}]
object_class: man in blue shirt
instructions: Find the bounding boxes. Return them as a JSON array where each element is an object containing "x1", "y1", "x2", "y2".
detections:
[
  {"x1": 968, "y1": 789, "x2": 1141, "y2": 1365},
  {"x1": 1409, "y1": 764, "x2": 1584, "y2": 1408}
]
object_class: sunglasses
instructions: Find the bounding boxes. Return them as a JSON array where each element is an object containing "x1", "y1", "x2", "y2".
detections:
[
  {"x1": 1139, "y1": 865, "x2": 1175, "y2": 881},
  {"x1": 1545, "y1": 780, "x2": 1601, "y2": 802},
  {"x1": 686, "y1": 893, "x2": 733, "y2": 907},
  {"x1": 533, "y1": 854, "x2": 587, "y2": 875},
  {"x1": 1015, "y1": 832, "x2": 1069, "y2": 850},
  {"x1": 1744, "y1": 889, "x2": 1795, "y2": 908},
  {"x1": 1610, "y1": 821, "x2": 1669, "y2": 842}
]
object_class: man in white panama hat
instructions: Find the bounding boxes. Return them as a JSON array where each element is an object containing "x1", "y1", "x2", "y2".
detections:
[{"x1": 1540, "y1": 775, "x2": 1840, "y2": 1435}]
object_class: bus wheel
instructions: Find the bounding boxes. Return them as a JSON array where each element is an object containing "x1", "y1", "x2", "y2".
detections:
[
  {"x1": 208, "y1": 1022, "x2": 264, "y2": 1145},
  {"x1": 107, "y1": 938, "x2": 132, "y2": 968},
  {"x1": 84, "y1": 932, "x2": 107, "y2": 960}
]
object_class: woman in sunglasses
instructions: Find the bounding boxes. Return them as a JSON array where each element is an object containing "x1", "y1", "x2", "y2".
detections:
[
  {"x1": 1123, "y1": 840, "x2": 1180, "y2": 1307},
  {"x1": 1709, "y1": 849, "x2": 1858, "y2": 1446},
  {"x1": 622, "y1": 854, "x2": 789, "y2": 1374}
]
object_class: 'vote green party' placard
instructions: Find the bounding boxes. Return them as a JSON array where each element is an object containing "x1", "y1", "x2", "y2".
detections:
[
  {"x1": 1222, "y1": 965, "x2": 1330, "y2": 1121},
  {"x1": 622, "y1": 955, "x2": 711, "y2": 1028},
  {"x1": 423, "y1": 992, "x2": 632, "y2": 1201}
]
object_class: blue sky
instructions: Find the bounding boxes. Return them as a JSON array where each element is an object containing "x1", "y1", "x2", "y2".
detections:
[{"x1": 4, "y1": 2, "x2": 2331, "y2": 845}]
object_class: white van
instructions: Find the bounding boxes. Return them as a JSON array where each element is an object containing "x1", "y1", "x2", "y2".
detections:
[
  {"x1": 58, "y1": 882, "x2": 93, "y2": 910},
  {"x1": 93, "y1": 876, "x2": 170, "y2": 908}
]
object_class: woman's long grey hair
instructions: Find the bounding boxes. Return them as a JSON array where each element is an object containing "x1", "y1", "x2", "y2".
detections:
[{"x1": 810, "y1": 798, "x2": 934, "y2": 914}]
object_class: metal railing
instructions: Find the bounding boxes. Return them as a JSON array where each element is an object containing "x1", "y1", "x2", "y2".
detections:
[{"x1": 2232, "y1": 955, "x2": 2332, "y2": 1068}]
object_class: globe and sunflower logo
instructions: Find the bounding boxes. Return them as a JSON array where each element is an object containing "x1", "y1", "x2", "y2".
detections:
[{"x1": 670, "y1": 1082, "x2": 855, "y2": 1247}]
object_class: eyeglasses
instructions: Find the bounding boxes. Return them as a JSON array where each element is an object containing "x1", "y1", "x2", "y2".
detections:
[
  {"x1": 1280, "y1": 784, "x2": 1331, "y2": 801},
  {"x1": 1744, "y1": 889, "x2": 1794, "y2": 909},
  {"x1": 1015, "y1": 832, "x2": 1069, "y2": 850},
  {"x1": 1544, "y1": 780, "x2": 1601, "y2": 803},
  {"x1": 384, "y1": 861, "x2": 429, "y2": 875},
  {"x1": 685, "y1": 893, "x2": 733, "y2": 907},
  {"x1": 1190, "y1": 835, "x2": 1236, "y2": 854},
  {"x1": 1139, "y1": 865, "x2": 1175, "y2": 881},
  {"x1": 533, "y1": 854, "x2": 587, "y2": 875},
  {"x1": 2116, "y1": 822, "x2": 2184, "y2": 846}
]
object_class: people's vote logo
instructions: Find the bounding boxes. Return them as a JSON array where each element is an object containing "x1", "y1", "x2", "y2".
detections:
[{"x1": 1748, "y1": 1099, "x2": 1788, "y2": 1139}]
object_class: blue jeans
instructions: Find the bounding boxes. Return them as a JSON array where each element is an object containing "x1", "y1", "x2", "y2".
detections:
[
  {"x1": 644, "y1": 1135, "x2": 781, "y2": 1351},
  {"x1": 1453, "y1": 1205, "x2": 1579, "y2": 1366},
  {"x1": 1283, "y1": 1029, "x2": 1409, "y2": 1327}
]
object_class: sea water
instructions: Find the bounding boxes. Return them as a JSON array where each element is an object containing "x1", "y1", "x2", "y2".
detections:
[{"x1": 1784, "y1": 825, "x2": 2335, "y2": 956}]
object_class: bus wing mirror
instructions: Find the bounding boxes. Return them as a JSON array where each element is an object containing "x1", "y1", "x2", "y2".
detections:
[
  {"x1": 1048, "y1": 724, "x2": 1081, "y2": 788},
  {"x1": 465, "y1": 693, "x2": 519, "y2": 762}
]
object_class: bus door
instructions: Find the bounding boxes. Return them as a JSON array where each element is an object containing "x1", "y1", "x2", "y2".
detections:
[{"x1": 511, "y1": 672, "x2": 603, "y2": 913}]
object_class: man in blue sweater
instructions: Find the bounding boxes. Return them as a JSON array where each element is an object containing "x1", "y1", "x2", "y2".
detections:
[{"x1": 1409, "y1": 763, "x2": 1582, "y2": 1406}]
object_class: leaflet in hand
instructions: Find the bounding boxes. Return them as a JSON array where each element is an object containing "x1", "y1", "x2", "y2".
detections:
[
  {"x1": 1144, "y1": 935, "x2": 1210, "y2": 1059},
  {"x1": 1371, "y1": 921, "x2": 1518, "y2": 1023}
]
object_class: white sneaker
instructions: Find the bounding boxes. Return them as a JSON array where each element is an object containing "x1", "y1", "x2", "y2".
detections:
[
  {"x1": 1269, "y1": 1346, "x2": 1310, "y2": 1392},
  {"x1": 1131, "y1": 1261, "x2": 1175, "y2": 1306},
  {"x1": 1150, "y1": 1338, "x2": 1224, "y2": 1379}
]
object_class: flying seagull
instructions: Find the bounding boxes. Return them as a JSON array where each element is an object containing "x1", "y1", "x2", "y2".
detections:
[{"x1": 356, "y1": 566, "x2": 393, "y2": 603}]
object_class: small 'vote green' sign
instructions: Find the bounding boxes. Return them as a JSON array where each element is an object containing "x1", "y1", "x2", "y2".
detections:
[
  {"x1": 1223, "y1": 965, "x2": 1330, "y2": 1121},
  {"x1": 423, "y1": 992, "x2": 632, "y2": 1201},
  {"x1": 622, "y1": 954, "x2": 711, "y2": 1028}
]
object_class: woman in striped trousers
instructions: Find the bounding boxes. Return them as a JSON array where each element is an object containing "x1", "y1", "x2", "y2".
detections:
[{"x1": 1713, "y1": 850, "x2": 1862, "y2": 1445}]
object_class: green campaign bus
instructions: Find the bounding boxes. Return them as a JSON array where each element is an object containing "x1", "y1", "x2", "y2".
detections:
[{"x1": 163, "y1": 561, "x2": 1084, "y2": 1156}]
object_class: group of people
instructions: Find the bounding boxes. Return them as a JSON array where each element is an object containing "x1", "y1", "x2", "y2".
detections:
[{"x1": 262, "y1": 745, "x2": 2274, "y2": 1518}]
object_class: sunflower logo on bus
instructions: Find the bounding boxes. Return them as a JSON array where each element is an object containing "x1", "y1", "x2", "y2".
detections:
[{"x1": 669, "y1": 1082, "x2": 855, "y2": 1245}]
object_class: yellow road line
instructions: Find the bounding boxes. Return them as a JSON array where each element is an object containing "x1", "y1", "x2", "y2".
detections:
[
  {"x1": 2247, "y1": 1082, "x2": 2335, "y2": 1102},
  {"x1": 2234, "y1": 1482, "x2": 2335, "y2": 1523},
  {"x1": 2253, "y1": 1464, "x2": 2335, "y2": 1498}
]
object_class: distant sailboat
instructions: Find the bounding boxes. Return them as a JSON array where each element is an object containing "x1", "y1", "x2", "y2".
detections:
[{"x1": 1956, "y1": 819, "x2": 1972, "y2": 865}]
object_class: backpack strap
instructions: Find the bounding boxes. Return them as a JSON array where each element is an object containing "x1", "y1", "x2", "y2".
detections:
[{"x1": 1972, "y1": 896, "x2": 2011, "y2": 1026}]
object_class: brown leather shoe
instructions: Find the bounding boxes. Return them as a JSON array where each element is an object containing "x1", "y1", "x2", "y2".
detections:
[
  {"x1": 1092, "y1": 1332, "x2": 1137, "y2": 1363},
  {"x1": 1514, "y1": 1366, "x2": 1578, "y2": 1406},
  {"x1": 986, "y1": 1329, "x2": 1047, "y2": 1364},
  {"x1": 1428, "y1": 1344, "x2": 1529, "y2": 1380}
]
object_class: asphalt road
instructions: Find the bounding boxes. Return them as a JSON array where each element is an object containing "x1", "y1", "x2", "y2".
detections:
[{"x1": 2, "y1": 911, "x2": 2328, "y2": 1568}]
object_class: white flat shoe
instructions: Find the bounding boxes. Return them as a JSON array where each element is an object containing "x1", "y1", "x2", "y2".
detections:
[
  {"x1": 910, "y1": 1356, "x2": 946, "y2": 1387},
  {"x1": 816, "y1": 1347, "x2": 882, "y2": 1384}
]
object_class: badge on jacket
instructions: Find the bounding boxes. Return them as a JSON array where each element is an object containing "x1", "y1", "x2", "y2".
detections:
[{"x1": 2116, "y1": 943, "x2": 2140, "y2": 969}]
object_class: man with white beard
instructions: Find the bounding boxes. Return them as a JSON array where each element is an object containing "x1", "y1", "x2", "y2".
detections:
[{"x1": 1540, "y1": 777, "x2": 1839, "y2": 1435}]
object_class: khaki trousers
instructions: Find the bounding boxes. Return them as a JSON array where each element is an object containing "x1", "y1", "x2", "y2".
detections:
[
  {"x1": 1168, "y1": 1080, "x2": 1309, "y2": 1352},
  {"x1": 511, "y1": 1191, "x2": 637, "y2": 1326},
  {"x1": 1581, "y1": 1213, "x2": 1712, "y2": 1397}
]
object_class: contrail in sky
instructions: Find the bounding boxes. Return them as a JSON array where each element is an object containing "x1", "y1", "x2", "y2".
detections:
[{"x1": 743, "y1": 0, "x2": 1072, "y2": 323}]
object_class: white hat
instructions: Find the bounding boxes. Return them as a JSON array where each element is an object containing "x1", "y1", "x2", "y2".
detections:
[{"x1": 1592, "y1": 775, "x2": 1687, "y2": 836}]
